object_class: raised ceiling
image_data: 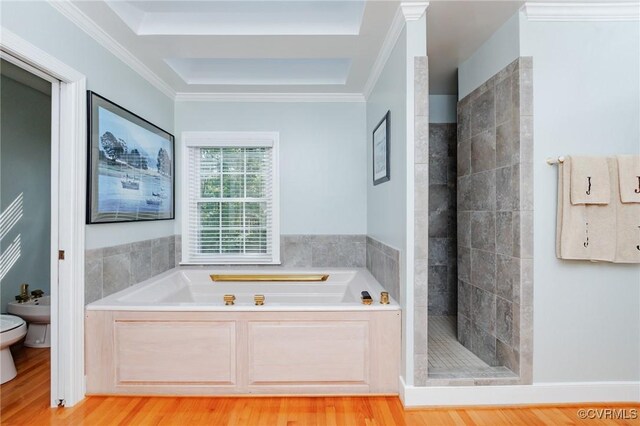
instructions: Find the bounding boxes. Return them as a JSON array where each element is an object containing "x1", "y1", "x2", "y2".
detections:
[{"x1": 66, "y1": 0, "x2": 523, "y2": 98}]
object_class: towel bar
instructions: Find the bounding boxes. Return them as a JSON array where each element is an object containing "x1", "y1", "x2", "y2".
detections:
[{"x1": 546, "y1": 156, "x2": 565, "y2": 165}]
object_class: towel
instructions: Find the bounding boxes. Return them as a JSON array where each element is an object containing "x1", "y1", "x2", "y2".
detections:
[
  {"x1": 556, "y1": 157, "x2": 616, "y2": 262},
  {"x1": 569, "y1": 156, "x2": 611, "y2": 205},
  {"x1": 613, "y1": 158, "x2": 640, "y2": 263},
  {"x1": 616, "y1": 155, "x2": 640, "y2": 203}
]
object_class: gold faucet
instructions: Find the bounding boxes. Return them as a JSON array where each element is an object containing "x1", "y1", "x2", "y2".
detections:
[{"x1": 15, "y1": 283, "x2": 30, "y2": 303}]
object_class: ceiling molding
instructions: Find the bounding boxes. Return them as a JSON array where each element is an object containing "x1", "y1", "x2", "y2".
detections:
[
  {"x1": 363, "y1": 2, "x2": 429, "y2": 100},
  {"x1": 47, "y1": 0, "x2": 176, "y2": 98},
  {"x1": 400, "y1": 2, "x2": 430, "y2": 21},
  {"x1": 523, "y1": 2, "x2": 640, "y2": 22},
  {"x1": 174, "y1": 92, "x2": 366, "y2": 103},
  {"x1": 362, "y1": 7, "x2": 405, "y2": 100}
]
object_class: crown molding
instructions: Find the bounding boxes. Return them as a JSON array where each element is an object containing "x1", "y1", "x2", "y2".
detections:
[
  {"x1": 363, "y1": 2, "x2": 429, "y2": 100},
  {"x1": 174, "y1": 92, "x2": 366, "y2": 103},
  {"x1": 400, "y1": 2, "x2": 430, "y2": 21},
  {"x1": 523, "y1": 2, "x2": 640, "y2": 21},
  {"x1": 47, "y1": 0, "x2": 176, "y2": 98}
]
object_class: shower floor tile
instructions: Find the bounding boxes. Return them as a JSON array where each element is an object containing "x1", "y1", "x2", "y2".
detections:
[{"x1": 427, "y1": 315, "x2": 517, "y2": 380}]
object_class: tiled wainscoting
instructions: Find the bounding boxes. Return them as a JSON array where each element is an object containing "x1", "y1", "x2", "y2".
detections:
[
  {"x1": 365, "y1": 237, "x2": 400, "y2": 302},
  {"x1": 85, "y1": 236, "x2": 177, "y2": 304},
  {"x1": 456, "y1": 57, "x2": 533, "y2": 381},
  {"x1": 85, "y1": 234, "x2": 401, "y2": 304}
]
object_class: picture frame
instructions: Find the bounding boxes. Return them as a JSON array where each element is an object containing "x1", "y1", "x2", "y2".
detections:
[
  {"x1": 372, "y1": 110, "x2": 390, "y2": 185},
  {"x1": 86, "y1": 91, "x2": 175, "y2": 224}
]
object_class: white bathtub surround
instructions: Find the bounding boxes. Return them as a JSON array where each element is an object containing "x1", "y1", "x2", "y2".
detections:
[{"x1": 85, "y1": 267, "x2": 400, "y2": 395}]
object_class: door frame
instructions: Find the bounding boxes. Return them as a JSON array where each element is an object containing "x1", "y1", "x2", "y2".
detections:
[{"x1": 1, "y1": 27, "x2": 87, "y2": 407}]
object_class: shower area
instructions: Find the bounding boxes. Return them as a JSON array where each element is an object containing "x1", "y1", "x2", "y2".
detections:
[{"x1": 421, "y1": 57, "x2": 534, "y2": 385}]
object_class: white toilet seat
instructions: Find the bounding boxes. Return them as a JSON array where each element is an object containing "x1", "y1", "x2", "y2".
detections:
[{"x1": 1, "y1": 314, "x2": 27, "y2": 384}]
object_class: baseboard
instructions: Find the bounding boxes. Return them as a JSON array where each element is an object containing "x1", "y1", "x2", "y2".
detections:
[{"x1": 401, "y1": 380, "x2": 640, "y2": 407}]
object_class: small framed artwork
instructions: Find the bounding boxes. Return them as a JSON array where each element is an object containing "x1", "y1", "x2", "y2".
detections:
[
  {"x1": 87, "y1": 91, "x2": 175, "y2": 224},
  {"x1": 372, "y1": 110, "x2": 390, "y2": 185}
]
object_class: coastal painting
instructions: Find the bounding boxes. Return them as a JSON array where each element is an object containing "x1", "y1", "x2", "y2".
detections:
[{"x1": 87, "y1": 92, "x2": 175, "y2": 223}]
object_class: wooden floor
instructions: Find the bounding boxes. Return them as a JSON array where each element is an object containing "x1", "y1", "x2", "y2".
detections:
[{"x1": 1, "y1": 347, "x2": 638, "y2": 425}]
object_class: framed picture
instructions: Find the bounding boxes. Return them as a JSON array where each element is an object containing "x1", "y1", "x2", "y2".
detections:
[
  {"x1": 87, "y1": 91, "x2": 175, "y2": 224},
  {"x1": 372, "y1": 110, "x2": 390, "y2": 185}
]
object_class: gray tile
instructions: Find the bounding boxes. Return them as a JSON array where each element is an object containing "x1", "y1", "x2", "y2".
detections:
[
  {"x1": 520, "y1": 115, "x2": 534, "y2": 163},
  {"x1": 429, "y1": 158, "x2": 448, "y2": 185},
  {"x1": 520, "y1": 162, "x2": 534, "y2": 211},
  {"x1": 496, "y1": 119, "x2": 517, "y2": 168},
  {"x1": 103, "y1": 253, "x2": 131, "y2": 296},
  {"x1": 457, "y1": 102, "x2": 471, "y2": 142},
  {"x1": 429, "y1": 124, "x2": 450, "y2": 158},
  {"x1": 428, "y1": 290, "x2": 456, "y2": 316},
  {"x1": 428, "y1": 210, "x2": 448, "y2": 238},
  {"x1": 415, "y1": 165, "x2": 429, "y2": 211},
  {"x1": 282, "y1": 239, "x2": 313, "y2": 267},
  {"x1": 457, "y1": 140, "x2": 471, "y2": 177},
  {"x1": 457, "y1": 175, "x2": 472, "y2": 211},
  {"x1": 496, "y1": 255, "x2": 519, "y2": 303},
  {"x1": 496, "y1": 166, "x2": 513, "y2": 212},
  {"x1": 458, "y1": 280, "x2": 471, "y2": 318},
  {"x1": 519, "y1": 66, "x2": 533, "y2": 117},
  {"x1": 130, "y1": 248, "x2": 153, "y2": 284},
  {"x1": 520, "y1": 211, "x2": 534, "y2": 259},
  {"x1": 470, "y1": 170, "x2": 496, "y2": 211},
  {"x1": 85, "y1": 248, "x2": 103, "y2": 262},
  {"x1": 471, "y1": 249, "x2": 496, "y2": 293},
  {"x1": 457, "y1": 314, "x2": 471, "y2": 348},
  {"x1": 415, "y1": 116, "x2": 429, "y2": 163},
  {"x1": 428, "y1": 265, "x2": 448, "y2": 294},
  {"x1": 471, "y1": 286, "x2": 496, "y2": 336},
  {"x1": 496, "y1": 211, "x2": 513, "y2": 256},
  {"x1": 428, "y1": 184, "x2": 450, "y2": 213},
  {"x1": 428, "y1": 238, "x2": 450, "y2": 266},
  {"x1": 414, "y1": 307, "x2": 427, "y2": 355},
  {"x1": 311, "y1": 238, "x2": 366, "y2": 267},
  {"x1": 414, "y1": 259, "x2": 428, "y2": 307},
  {"x1": 151, "y1": 243, "x2": 170, "y2": 274},
  {"x1": 470, "y1": 87, "x2": 495, "y2": 137},
  {"x1": 103, "y1": 243, "x2": 131, "y2": 257},
  {"x1": 84, "y1": 258, "x2": 102, "y2": 304},
  {"x1": 414, "y1": 57, "x2": 429, "y2": 117},
  {"x1": 495, "y1": 74, "x2": 513, "y2": 125},
  {"x1": 471, "y1": 211, "x2": 496, "y2": 252},
  {"x1": 496, "y1": 339, "x2": 519, "y2": 375},
  {"x1": 131, "y1": 239, "x2": 152, "y2": 252},
  {"x1": 470, "y1": 321, "x2": 497, "y2": 366},
  {"x1": 496, "y1": 297, "x2": 513, "y2": 346},
  {"x1": 458, "y1": 247, "x2": 471, "y2": 283},
  {"x1": 457, "y1": 211, "x2": 471, "y2": 248},
  {"x1": 471, "y1": 129, "x2": 496, "y2": 174}
]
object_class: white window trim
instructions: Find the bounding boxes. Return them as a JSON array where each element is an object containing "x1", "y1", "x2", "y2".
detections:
[{"x1": 181, "y1": 131, "x2": 280, "y2": 265}]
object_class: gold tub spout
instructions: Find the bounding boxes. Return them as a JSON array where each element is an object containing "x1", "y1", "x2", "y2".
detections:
[
  {"x1": 223, "y1": 294, "x2": 236, "y2": 306},
  {"x1": 380, "y1": 292, "x2": 390, "y2": 305},
  {"x1": 211, "y1": 274, "x2": 329, "y2": 283}
]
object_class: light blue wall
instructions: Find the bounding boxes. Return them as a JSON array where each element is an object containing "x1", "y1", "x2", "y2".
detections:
[
  {"x1": 458, "y1": 12, "x2": 520, "y2": 99},
  {"x1": 520, "y1": 16, "x2": 640, "y2": 383},
  {"x1": 366, "y1": 29, "x2": 407, "y2": 251},
  {"x1": 175, "y1": 102, "x2": 367, "y2": 235},
  {"x1": 0, "y1": 75, "x2": 51, "y2": 312},
  {"x1": 429, "y1": 95, "x2": 457, "y2": 123},
  {"x1": 0, "y1": 1, "x2": 175, "y2": 249}
]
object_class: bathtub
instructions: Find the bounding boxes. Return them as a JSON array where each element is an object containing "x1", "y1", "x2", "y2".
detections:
[{"x1": 85, "y1": 267, "x2": 401, "y2": 396}]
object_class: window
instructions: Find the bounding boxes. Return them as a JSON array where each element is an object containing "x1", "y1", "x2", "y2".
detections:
[{"x1": 182, "y1": 132, "x2": 279, "y2": 264}]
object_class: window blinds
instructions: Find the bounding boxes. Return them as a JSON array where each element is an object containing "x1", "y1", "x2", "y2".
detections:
[{"x1": 185, "y1": 145, "x2": 276, "y2": 264}]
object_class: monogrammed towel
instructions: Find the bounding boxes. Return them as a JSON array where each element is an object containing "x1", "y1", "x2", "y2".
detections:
[
  {"x1": 616, "y1": 155, "x2": 640, "y2": 204},
  {"x1": 569, "y1": 156, "x2": 611, "y2": 205}
]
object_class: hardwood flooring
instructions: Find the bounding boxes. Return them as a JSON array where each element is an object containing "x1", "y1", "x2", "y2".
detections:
[{"x1": 1, "y1": 347, "x2": 638, "y2": 425}]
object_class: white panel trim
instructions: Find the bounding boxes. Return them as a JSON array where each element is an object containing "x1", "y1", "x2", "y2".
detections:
[
  {"x1": 1, "y1": 26, "x2": 87, "y2": 407},
  {"x1": 47, "y1": 0, "x2": 175, "y2": 98},
  {"x1": 401, "y1": 381, "x2": 640, "y2": 407},
  {"x1": 174, "y1": 92, "x2": 365, "y2": 103},
  {"x1": 523, "y1": 2, "x2": 640, "y2": 22}
]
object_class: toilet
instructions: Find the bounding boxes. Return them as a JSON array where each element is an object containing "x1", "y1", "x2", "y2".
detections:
[
  {"x1": 7, "y1": 296, "x2": 51, "y2": 348},
  {"x1": 0, "y1": 314, "x2": 27, "y2": 384}
]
